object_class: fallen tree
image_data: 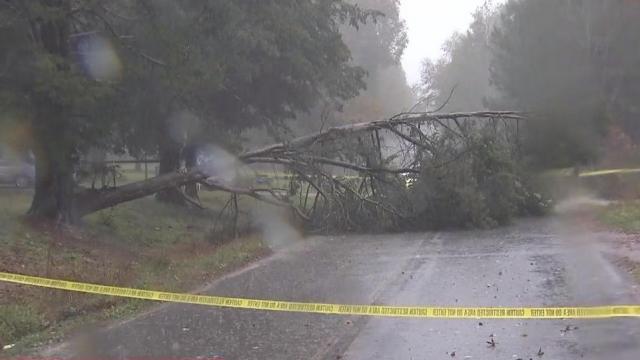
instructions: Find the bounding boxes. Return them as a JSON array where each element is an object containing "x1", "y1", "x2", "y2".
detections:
[{"x1": 64, "y1": 110, "x2": 534, "y2": 231}]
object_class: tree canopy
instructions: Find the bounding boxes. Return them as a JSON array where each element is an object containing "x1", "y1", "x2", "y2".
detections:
[
  {"x1": 417, "y1": 0, "x2": 640, "y2": 168},
  {"x1": 0, "y1": 0, "x2": 378, "y2": 221},
  {"x1": 284, "y1": 0, "x2": 412, "y2": 139},
  {"x1": 416, "y1": 3, "x2": 498, "y2": 112}
]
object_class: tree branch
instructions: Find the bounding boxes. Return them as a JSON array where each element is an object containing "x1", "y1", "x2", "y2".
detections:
[
  {"x1": 199, "y1": 179, "x2": 310, "y2": 221},
  {"x1": 240, "y1": 111, "x2": 524, "y2": 159},
  {"x1": 305, "y1": 156, "x2": 420, "y2": 174}
]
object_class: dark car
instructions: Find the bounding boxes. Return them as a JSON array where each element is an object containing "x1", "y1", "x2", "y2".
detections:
[{"x1": 0, "y1": 158, "x2": 35, "y2": 188}]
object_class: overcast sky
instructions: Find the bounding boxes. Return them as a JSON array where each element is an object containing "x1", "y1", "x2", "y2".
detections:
[{"x1": 400, "y1": 0, "x2": 497, "y2": 85}]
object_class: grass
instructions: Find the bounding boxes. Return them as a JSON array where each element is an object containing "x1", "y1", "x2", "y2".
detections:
[
  {"x1": 0, "y1": 305, "x2": 45, "y2": 345},
  {"x1": 598, "y1": 200, "x2": 640, "y2": 233},
  {"x1": 0, "y1": 188, "x2": 269, "y2": 354},
  {"x1": 597, "y1": 201, "x2": 640, "y2": 287}
]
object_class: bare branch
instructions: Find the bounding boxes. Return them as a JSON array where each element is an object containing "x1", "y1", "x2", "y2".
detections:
[
  {"x1": 241, "y1": 111, "x2": 524, "y2": 159},
  {"x1": 99, "y1": 4, "x2": 138, "y2": 21},
  {"x1": 427, "y1": 84, "x2": 457, "y2": 113},
  {"x1": 199, "y1": 179, "x2": 310, "y2": 221},
  {"x1": 306, "y1": 156, "x2": 420, "y2": 175},
  {"x1": 80, "y1": 8, "x2": 167, "y2": 67},
  {"x1": 385, "y1": 125, "x2": 435, "y2": 153}
]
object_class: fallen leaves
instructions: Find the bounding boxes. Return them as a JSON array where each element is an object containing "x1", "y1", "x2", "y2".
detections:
[
  {"x1": 560, "y1": 325, "x2": 579, "y2": 335},
  {"x1": 486, "y1": 334, "x2": 497, "y2": 348}
]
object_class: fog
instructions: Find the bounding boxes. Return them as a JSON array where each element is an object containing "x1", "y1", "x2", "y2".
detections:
[{"x1": 2, "y1": 1, "x2": 640, "y2": 357}]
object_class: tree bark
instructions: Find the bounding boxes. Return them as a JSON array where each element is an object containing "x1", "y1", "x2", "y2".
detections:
[
  {"x1": 183, "y1": 142, "x2": 200, "y2": 200},
  {"x1": 76, "y1": 169, "x2": 208, "y2": 216},
  {"x1": 28, "y1": 137, "x2": 78, "y2": 223},
  {"x1": 155, "y1": 132, "x2": 185, "y2": 204},
  {"x1": 26, "y1": 0, "x2": 79, "y2": 223},
  {"x1": 27, "y1": 96, "x2": 79, "y2": 223}
]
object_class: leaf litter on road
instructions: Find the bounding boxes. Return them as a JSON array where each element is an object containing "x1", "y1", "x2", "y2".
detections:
[{"x1": 486, "y1": 334, "x2": 496, "y2": 348}]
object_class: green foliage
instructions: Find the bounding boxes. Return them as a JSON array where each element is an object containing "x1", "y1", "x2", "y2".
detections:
[
  {"x1": 599, "y1": 201, "x2": 640, "y2": 233},
  {"x1": 0, "y1": 0, "x2": 377, "y2": 219},
  {"x1": 343, "y1": 0, "x2": 408, "y2": 70},
  {"x1": 418, "y1": 0, "x2": 640, "y2": 169},
  {"x1": 490, "y1": 0, "x2": 608, "y2": 168},
  {"x1": 287, "y1": 0, "x2": 412, "y2": 137},
  {"x1": 407, "y1": 134, "x2": 549, "y2": 229},
  {"x1": 1, "y1": 0, "x2": 375, "y2": 144},
  {"x1": 114, "y1": 0, "x2": 373, "y2": 151},
  {"x1": 0, "y1": 305, "x2": 45, "y2": 344}
]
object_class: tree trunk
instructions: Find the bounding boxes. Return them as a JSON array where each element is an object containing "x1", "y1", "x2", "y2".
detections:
[
  {"x1": 183, "y1": 143, "x2": 200, "y2": 201},
  {"x1": 76, "y1": 169, "x2": 208, "y2": 216},
  {"x1": 155, "y1": 133, "x2": 185, "y2": 204},
  {"x1": 26, "y1": 3, "x2": 78, "y2": 223},
  {"x1": 27, "y1": 121, "x2": 79, "y2": 223}
]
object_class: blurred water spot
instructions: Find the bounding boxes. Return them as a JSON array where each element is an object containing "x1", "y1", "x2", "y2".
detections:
[
  {"x1": 197, "y1": 144, "x2": 239, "y2": 184},
  {"x1": 554, "y1": 195, "x2": 612, "y2": 214},
  {"x1": 74, "y1": 34, "x2": 122, "y2": 81},
  {"x1": 251, "y1": 203, "x2": 301, "y2": 250},
  {"x1": 167, "y1": 110, "x2": 200, "y2": 144}
]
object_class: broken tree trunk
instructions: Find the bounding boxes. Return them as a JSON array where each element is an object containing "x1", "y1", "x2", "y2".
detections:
[{"x1": 76, "y1": 169, "x2": 208, "y2": 217}]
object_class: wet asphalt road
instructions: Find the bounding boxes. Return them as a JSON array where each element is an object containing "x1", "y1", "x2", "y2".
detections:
[{"x1": 47, "y1": 217, "x2": 640, "y2": 359}]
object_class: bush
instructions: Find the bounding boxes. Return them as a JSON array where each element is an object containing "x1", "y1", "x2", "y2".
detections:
[{"x1": 405, "y1": 134, "x2": 549, "y2": 229}]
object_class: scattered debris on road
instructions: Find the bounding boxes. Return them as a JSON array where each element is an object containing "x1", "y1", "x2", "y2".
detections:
[
  {"x1": 560, "y1": 325, "x2": 578, "y2": 335},
  {"x1": 486, "y1": 334, "x2": 496, "y2": 348}
]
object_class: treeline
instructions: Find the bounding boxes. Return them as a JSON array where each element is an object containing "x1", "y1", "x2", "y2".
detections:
[{"x1": 417, "y1": 0, "x2": 640, "y2": 169}]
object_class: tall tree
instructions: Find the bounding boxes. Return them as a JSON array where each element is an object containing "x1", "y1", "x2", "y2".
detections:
[
  {"x1": 129, "y1": 0, "x2": 373, "y2": 203},
  {"x1": 490, "y1": 0, "x2": 608, "y2": 168},
  {"x1": 418, "y1": 0, "x2": 640, "y2": 168},
  {"x1": 1, "y1": 1, "x2": 119, "y2": 222},
  {"x1": 581, "y1": 0, "x2": 640, "y2": 142},
  {"x1": 417, "y1": 3, "x2": 501, "y2": 112},
  {"x1": 0, "y1": 0, "x2": 375, "y2": 221},
  {"x1": 285, "y1": 0, "x2": 412, "y2": 139}
]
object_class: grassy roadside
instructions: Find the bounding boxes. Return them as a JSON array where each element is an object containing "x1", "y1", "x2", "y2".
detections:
[
  {"x1": 598, "y1": 200, "x2": 640, "y2": 233},
  {"x1": 0, "y1": 189, "x2": 270, "y2": 354},
  {"x1": 597, "y1": 200, "x2": 640, "y2": 284}
]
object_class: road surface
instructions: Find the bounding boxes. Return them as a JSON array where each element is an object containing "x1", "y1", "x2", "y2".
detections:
[{"x1": 46, "y1": 217, "x2": 640, "y2": 359}]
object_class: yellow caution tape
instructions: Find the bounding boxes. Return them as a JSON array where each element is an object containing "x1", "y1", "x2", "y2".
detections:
[
  {"x1": 2, "y1": 272, "x2": 639, "y2": 319},
  {"x1": 579, "y1": 168, "x2": 640, "y2": 177},
  {"x1": 257, "y1": 173, "x2": 361, "y2": 180},
  {"x1": 261, "y1": 169, "x2": 640, "y2": 179}
]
